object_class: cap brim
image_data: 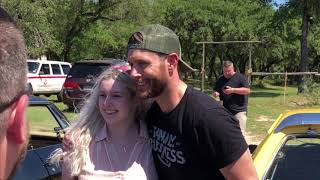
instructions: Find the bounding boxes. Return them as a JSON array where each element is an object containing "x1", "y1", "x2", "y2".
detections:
[{"x1": 179, "y1": 58, "x2": 198, "y2": 73}]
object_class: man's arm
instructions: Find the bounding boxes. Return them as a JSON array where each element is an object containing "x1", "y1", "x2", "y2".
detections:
[
  {"x1": 231, "y1": 87, "x2": 251, "y2": 95},
  {"x1": 220, "y1": 149, "x2": 258, "y2": 180},
  {"x1": 233, "y1": 73, "x2": 251, "y2": 95},
  {"x1": 223, "y1": 86, "x2": 250, "y2": 95}
]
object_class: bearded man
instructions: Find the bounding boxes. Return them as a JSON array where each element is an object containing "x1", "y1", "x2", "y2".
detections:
[{"x1": 127, "y1": 24, "x2": 258, "y2": 180}]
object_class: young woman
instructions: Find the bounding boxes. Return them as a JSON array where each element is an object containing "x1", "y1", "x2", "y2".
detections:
[{"x1": 51, "y1": 66, "x2": 157, "y2": 180}]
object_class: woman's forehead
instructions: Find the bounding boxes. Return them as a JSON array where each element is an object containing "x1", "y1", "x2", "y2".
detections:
[{"x1": 100, "y1": 78, "x2": 126, "y2": 92}]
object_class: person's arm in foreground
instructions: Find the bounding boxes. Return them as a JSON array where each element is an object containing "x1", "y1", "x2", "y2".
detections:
[{"x1": 220, "y1": 149, "x2": 258, "y2": 180}]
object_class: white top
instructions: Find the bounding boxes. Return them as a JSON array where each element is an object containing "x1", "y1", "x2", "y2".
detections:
[{"x1": 62, "y1": 121, "x2": 158, "y2": 180}]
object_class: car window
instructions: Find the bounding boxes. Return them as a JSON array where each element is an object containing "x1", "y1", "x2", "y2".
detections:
[
  {"x1": 62, "y1": 64, "x2": 71, "y2": 74},
  {"x1": 39, "y1": 64, "x2": 50, "y2": 75},
  {"x1": 27, "y1": 62, "x2": 40, "y2": 74},
  {"x1": 51, "y1": 64, "x2": 62, "y2": 75},
  {"x1": 265, "y1": 136, "x2": 320, "y2": 180},
  {"x1": 27, "y1": 105, "x2": 61, "y2": 137},
  {"x1": 69, "y1": 63, "x2": 110, "y2": 77}
]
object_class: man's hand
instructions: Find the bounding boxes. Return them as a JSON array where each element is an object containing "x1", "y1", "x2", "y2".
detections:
[
  {"x1": 62, "y1": 133, "x2": 73, "y2": 152},
  {"x1": 213, "y1": 91, "x2": 220, "y2": 97},
  {"x1": 223, "y1": 86, "x2": 234, "y2": 95}
]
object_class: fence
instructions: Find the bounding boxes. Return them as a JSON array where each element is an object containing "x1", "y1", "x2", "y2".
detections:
[{"x1": 251, "y1": 72, "x2": 319, "y2": 103}]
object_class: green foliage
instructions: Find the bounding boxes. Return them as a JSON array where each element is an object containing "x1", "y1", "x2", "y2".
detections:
[
  {"x1": 66, "y1": 0, "x2": 151, "y2": 61},
  {"x1": 283, "y1": 0, "x2": 320, "y2": 93},
  {"x1": 149, "y1": 0, "x2": 276, "y2": 82},
  {"x1": 1, "y1": 0, "x2": 320, "y2": 83},
  {"x1": 303, "y1": 80, "x2": 320, "y2": 105},
  {"x1": 2, "y1": 0, "x2": 150, "y2": 61},
  {"x1": 2, "y1": 0, "x2": 64, "y2": 58}
]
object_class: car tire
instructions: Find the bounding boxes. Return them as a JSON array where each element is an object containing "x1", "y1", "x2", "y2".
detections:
[
  {"x1": 27, "y1": 83, "x2": 33, "y2": 95},
  {"x1": 67, "y1": 105, "x2": 75, "y2": 111},
  {"x1": 56, "y1": 93, "x2": 62, "y2": 102}
]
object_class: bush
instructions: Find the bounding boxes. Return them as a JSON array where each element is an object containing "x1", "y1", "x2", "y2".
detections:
[{"x1": 303, "y1": 81, "x2": 320, "y2": 105}]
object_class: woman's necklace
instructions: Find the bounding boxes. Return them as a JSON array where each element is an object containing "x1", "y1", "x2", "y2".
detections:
[
  {"x1": 105, "y1": 138, "x2": 138, "y2": 171},
  {"x1": 104, "y1": 122, "x2": 140, "y2": 170}
]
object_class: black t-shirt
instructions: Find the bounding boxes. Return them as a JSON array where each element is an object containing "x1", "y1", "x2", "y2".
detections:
[
  {"x1": 214, "y1": 72, "x2": 249, "y2": 115},
  {"x1": 146, "y1": 86, "x2": 247, "y2": 180}
]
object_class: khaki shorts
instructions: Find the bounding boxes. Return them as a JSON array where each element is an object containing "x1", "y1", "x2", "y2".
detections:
[{"x1": 234, "y1": 111, "x2": 247, "y2": 134}]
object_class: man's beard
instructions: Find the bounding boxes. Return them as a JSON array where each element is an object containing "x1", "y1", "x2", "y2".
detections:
[
  {"x1": 7, "y1": 131, "x2": 29, "y2": 179},
  {"x1": 138, "y1": 77, "x2": 167, "y2": 99}
]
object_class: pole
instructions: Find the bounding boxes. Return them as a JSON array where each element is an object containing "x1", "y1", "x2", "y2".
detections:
[
  {"x1": 248, "y1": 44, "x2": 252, "y2": 85},
  {"x1": 195, "y1": 41, "x2": 262, "y2": 90},
  {"x1": 284, "y1": 71, "x2": 287, "y2": 104},
  {"x1": 201, "y1": 43, "x2": 205, "y2": 92}
]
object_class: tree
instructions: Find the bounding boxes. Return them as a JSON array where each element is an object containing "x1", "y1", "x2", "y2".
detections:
[
  {"x1": 2, "y1": 0, "x2": 64, "y2": 59},
  {"x1": 286, "y1": 0, "x2": 320, "y2": 93},
  {"x1": 2, "y1": 0, "x2": 150, "y2": 61},
  {"x1": 153, "y1": 0, "x2": 275, "y2": 84}
]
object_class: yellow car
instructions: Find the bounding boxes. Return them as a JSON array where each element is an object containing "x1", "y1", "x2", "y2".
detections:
[{"x1": 252, "y1": 109, "x2": 320, "y2": 180}]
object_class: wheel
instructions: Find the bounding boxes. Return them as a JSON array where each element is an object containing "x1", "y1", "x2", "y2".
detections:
[
  {"x1": 56, "y1": 93, "x2": 62, "y2": 102},
  {"x1": 67, "y1": 105, "x2": 74, "y2": 111},
  {"x1": 27, "y1": 83, "x2": 33, "y2": 95}
]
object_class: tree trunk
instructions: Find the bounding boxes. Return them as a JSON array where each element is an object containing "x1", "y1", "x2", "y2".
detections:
[
  {"x1": 298, "y1": 3, "x2": 309, "y2": 93},
  {"x1": 208, "y1": 46, "x2": 217, "y2": 84}
]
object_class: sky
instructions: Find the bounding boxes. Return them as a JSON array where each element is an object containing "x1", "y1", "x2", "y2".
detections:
[{"x1": 274, "y1": 0, "x2": 288, "y2": 6}]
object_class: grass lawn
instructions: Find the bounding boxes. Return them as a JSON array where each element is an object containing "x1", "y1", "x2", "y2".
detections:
[
  {"x1": 187, "y1": 79, "x2": 320, "y2": 143},
  {"x1": 31, "y1": 81, "x2": 319, "y2": 143},
  {"x1": 27, "y1": 106, "x2": 58, "y2": 136},
  {"x1": 27, "y1": 97, "x2": 77, "y2": 137},
  {"x1": 246, "y1": 84, "x2": 320, "y2": 142}
]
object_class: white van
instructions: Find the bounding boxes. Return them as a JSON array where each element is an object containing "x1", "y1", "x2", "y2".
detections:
[{"x1": 27, "y1": 59, "x2": 72, "y2": 100}]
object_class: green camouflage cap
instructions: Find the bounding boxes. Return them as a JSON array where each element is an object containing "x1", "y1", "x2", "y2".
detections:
[{"x1": 128, "y1": 24, "x2": 197, "y2": 72}]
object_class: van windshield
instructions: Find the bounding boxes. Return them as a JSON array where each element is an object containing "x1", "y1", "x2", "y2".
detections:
[{"x1": 28, "y1": 62, "x2": 40, "y2": 74}]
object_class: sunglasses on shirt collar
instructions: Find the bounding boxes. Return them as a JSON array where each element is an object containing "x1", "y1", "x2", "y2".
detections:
[{"x1": 0, "y1": 91, "x2": 28, "y2": 113}]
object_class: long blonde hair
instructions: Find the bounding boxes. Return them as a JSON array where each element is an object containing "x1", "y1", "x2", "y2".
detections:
[{"x1": 51, "y1": 66, "x2": 140, "y2": 176}]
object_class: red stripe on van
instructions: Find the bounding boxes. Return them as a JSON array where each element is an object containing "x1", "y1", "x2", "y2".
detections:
[{"x1": 28, "y1": 76, "x2": 66, "y2": 79}]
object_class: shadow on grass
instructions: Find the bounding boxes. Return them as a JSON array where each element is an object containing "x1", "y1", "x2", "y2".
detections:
[
  {"x1": 250, "y1": 91, "x2": 281, "y2": 98},
  {"x1": 251, "y1": 84, "x2": 281, "y2": 91},
  {"x1": 62, "y1": 109, "x2": 73, "y2": 113},
  {"x1": 62, "y1": 109, "x2": 80, "y2": 114}
]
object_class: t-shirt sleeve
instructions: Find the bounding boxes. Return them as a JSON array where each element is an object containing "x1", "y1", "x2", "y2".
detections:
[
  {"x1": 239, "y1": 74, "x2": 249, "y2": 88},
  {"x1": 196, "y1": 107, "x2": 248, "y2": 169}
]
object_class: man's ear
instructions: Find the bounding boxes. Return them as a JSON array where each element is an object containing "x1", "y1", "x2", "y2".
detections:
[
  {"x1": 167, "y1": 53, "x2": 179, "y2": 74},
  {"x1": 7, "y1": 95, "x2": 29, "y2": 144}
]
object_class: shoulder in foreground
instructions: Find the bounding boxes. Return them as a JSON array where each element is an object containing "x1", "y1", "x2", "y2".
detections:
[{"x1": 188, "y1": 87, "x2": 223, "y2": 111}]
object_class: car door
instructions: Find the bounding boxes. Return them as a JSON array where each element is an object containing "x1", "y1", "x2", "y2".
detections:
[
  {"x1": 11, "y1": 150, "x2": 50, "y2": 180},
  {"x1": 51, "y1": 63, "x2": 65, "y2": 92},
  {"x1": 12, "y1": 98, "x2": 70, "y2": 179},
  {"x1": 38, "y1": 63, "x2": 52, "y2": 93}
]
